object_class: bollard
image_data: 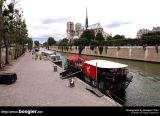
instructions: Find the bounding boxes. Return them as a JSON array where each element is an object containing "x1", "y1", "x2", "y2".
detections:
[{"x1": 53, "y1": 65, "x2": 57, "y2": 72}]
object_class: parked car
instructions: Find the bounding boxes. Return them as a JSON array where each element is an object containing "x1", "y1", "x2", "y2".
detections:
[{"x1": 0, "y1": 73, "x2": 17, "y2": 84}]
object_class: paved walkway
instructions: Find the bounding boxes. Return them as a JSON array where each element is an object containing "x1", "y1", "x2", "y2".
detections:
[{"x1": 0, "y1": 52, "x2": 120, "y2": 106}]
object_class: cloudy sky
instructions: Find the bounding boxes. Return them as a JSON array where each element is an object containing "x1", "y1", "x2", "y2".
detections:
[{"x1": 18, "y1": 0, "x2": 160, "y2": 43}]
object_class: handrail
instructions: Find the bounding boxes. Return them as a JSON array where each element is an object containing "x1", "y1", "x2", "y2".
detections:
[{"x1": 61, "y1": 70, "x2": 82, "y2": 79}]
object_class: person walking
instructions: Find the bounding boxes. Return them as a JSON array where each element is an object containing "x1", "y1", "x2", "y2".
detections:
[{"x1": 69, "y1": 77, "x2": 75, "y2": 87}]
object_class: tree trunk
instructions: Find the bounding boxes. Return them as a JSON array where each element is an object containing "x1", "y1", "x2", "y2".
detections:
[
  {"x1": 3, "y1": 33, "x2": 9, "y2": 64},
  {"x1": 0, "y1": 3, "x2": 3, "y2": 68},
  {"x1": 5, "y1": 44, "x2": 9, "y2": 64}
]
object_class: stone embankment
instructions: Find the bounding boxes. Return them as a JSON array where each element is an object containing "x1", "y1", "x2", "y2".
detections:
[{"x1": 50, "y1": 46, "x2": 160, "y2": 63}]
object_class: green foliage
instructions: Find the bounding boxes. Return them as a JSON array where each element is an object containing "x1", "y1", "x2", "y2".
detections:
[
  {"x1": 0, "y1": 0, "x2": 29, "y2": 65},
  {"x1": 14, "y1": 44, "x2": 21, "y2": 59},
  {"x1": 48, "y1": 37, "x2": 56, "y2": 46},
  {"x1": 65, "y1": 46, "x2": 69, "y2": 51},
  {"x1": 113, "y1": 34, "x2": 125, "y2": 40},
  {"x1": 34, "y1": 41, "x2": 39, "y2": 47},
  {"x1": 57, "y1": 38, "x2": 68, "y2": 46},
  {"x1": 155, "y1": 45, "x2": 159, "y2": 53},
  {"x1": 43, "y1": 41, "x2": 48, "y2": 46},
  {"x1": 70, "y1": 46, "x2": 72, "y2": 50},
  {"x1": 105, "y1": 39, "x2": 142, "y2": 46},
  {"x1": 73, "y1": 38, "x2": 89, "y2": 46},
  {"x1": 27, "y1": 38, "x2": 33, "y2": 50},
  {"x1": 141, "y1": 31, "x2": 160, "y2": 45},
  {"x1": 98, "y1": 46, "x2": 103, "y2": 54},
  {"x1": 90, "y1": 45, "x2": 95, "y2": 51},
  {"x1": 95, "y1": 32, "x2": 105, "y2": 45},
  {"x1": 78, "y1": 46, "x2": 85, "y2": 55},
  {"x1": 80, "y1": 29, "x2": 95, "y2": 46},
  {"x1": 143, "y1": 44, "x2": 147, "y2": 52},
  {"x1": 117, "y1": 46, "x2": 120, "y2": 51},
  {"x1": 107, "y1": 36, "x2": 113, "y2": 40}
]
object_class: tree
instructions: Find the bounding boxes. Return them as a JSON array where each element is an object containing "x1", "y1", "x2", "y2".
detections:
[
  {"x1": 113, "y1": 34, "x2": 125, "y2": 40},
  {"x1": 107, "y1": 35, "x2": 113, "y2": 40},
  {"x1": 34, "y1": 41, "x2": 39, "y2": 47},
  {"x1": 141, "y1": 31, "x2": 160, "y2": 45},
  {"x1": 27, "y1": 38, "x2": 33, "y2": 50},
  {"x1": 0, "y1": 0, "x2": 6, "y2": 67},
  {"x1": 47, "y1": 37, "x2": 56, "y2": 46},
  {"x1": 0, "y1": 0, "x2": 29, "y2": 64},
  {"x1": 43, "y1": 41, "x2": 48, "y2": 46},
  {"x1": 80, "y1": 29, "x2": 95, "y2": 46},
  {"x1": 58, "y1": 38, "x2": 68, "y2": 46},
  {"x1": 95, "y1": 32, "x2": 105, "y2": 45}
]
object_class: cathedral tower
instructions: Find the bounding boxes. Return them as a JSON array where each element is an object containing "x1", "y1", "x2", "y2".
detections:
[
  {"x1": 66, "y1": 22, "x2": 75, "y2": 41},
  {"x1": 75, "y1": 23, "x2": 82, "y2": 36}
]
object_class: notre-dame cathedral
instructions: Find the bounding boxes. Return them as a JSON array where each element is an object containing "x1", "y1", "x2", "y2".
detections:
[{"x1": 66, "y1": 8, "x2": 111, "y2": 42}]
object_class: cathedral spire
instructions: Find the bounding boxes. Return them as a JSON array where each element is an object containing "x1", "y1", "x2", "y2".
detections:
[{"x1": 85, "y1": 7, "x2": 88, "y2": 29}]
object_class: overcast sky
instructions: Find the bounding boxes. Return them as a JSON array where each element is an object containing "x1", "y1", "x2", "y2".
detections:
[{"x1": 18, "y1": 0, "x2": 160, "y2": 43}]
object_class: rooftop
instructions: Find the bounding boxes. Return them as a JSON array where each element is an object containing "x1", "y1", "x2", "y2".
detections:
[
  {"x1": 81, "y1": 23, "x2": 103, "y2": 30},
  {"x1": 85, "y1": 60, "x2": 128, "y2": 69}
]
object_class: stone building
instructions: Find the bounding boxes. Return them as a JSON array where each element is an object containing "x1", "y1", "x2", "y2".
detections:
[
  {"x1": 136, "y1": 29, "x2": 151, "y2": 39},
  {"x1": 136, "y1": 26, "x2": 160, "y2": 39},
  {"x1": 66, "y1": 8, "x2": 111, "y2": 41}
]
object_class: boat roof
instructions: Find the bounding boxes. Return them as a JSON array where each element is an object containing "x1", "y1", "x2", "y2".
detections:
[
  {"x1": 66, "y1": 55, "x2": 79, "y2": 60},
  {"x1": 41, "y1": 51, "x2": 54, "y2": 55},
  {"x1": 79, "y1": 57, "x2": 90, "y2": 61},
  {"x1": 84, "y1": 60, "x2": 128, "y2": 69},
  {"x1": 66, "y1": 55, "x2": 90, "y2": 61},
  {"x1": 50, "y1": 55, "x2": 60, "y2": 57}
]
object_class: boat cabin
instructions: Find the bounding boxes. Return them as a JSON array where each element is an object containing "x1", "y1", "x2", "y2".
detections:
[
  {"x1": 83, "y1": 60, "x2": 131, "y2": 94},
  {"x1": 66, "y1": 55, "x2": 90, "y2": 70}
]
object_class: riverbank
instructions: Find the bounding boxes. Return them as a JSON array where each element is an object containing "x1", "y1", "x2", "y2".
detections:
[
  {"x1": 0, "y1": 51, "x2": 121, "y2": 106},
  {"x1": 53, "y1": 51, "x2": 160, "y2": 106},
  {"x1": 50, "y1": 46, "x2": 160, "y2": 63}
]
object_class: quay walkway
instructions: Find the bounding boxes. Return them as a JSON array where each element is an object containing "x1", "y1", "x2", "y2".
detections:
[{"x1": 0, "y1": 52, "x2": 121, "y2": 106}]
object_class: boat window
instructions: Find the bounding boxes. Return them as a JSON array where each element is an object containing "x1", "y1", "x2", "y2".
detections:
[{"x1": 84, "y1": 75, "x2": 90, "y2": 83}]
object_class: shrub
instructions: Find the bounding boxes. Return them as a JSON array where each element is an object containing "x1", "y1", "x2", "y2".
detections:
[
  {"x1": 90, "y1": 45, "x2": 95, "y2": 51},
  {"x1": 78, "y1": 46, "x2": 85, "y2": 55},
  {"x1": 155, "y1": 45, "x2": 159, "y2": 53},
  {"x1": 117, "y1": 46, "x2": 120, "y2": 51},
  {"x1": 143, "y1": 44, "x2": 147, "y2": 52},
  {"x1": 98, "y1": 46, "x2": 103, "y2": 54}
]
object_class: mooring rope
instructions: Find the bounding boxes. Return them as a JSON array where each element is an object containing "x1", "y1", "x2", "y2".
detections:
[
  {"x1": 106, "y1": 90, "x2": 120, "y2": 107},
  {"x1": 109, "y1": 92, "x2": 126, "y2": 105}
]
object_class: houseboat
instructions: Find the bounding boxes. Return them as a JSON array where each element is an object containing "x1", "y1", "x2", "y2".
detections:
[
  {"x1": 83, "y1": 60, "x2": 133, "y2": 95},
  {"x1": 61, "y1": 55, "x2": 133, "y2": 95},
  {"x1": 41, "y1": 50, "x2": 62, "y2": 64}
]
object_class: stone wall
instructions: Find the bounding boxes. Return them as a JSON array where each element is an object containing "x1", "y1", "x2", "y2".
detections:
[
  {"x1": 50, "y1": 46, "x2": 160, "y2": 63},
  {"x1": 1, "y1": 47, "x2": 24, "y2": 65}
]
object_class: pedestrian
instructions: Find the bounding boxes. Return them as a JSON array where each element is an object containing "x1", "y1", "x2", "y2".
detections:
[
  {"x1": 35, "y1": 53, "x2": 38, "y2": 60},
  {"x1": 69, "y1": 77, "x2": 75, "y2": 87}
]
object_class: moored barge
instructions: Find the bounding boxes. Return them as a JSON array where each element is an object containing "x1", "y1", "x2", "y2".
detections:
[{"x1": 60, "y1": 55, "x2": 133, "y2": 95}]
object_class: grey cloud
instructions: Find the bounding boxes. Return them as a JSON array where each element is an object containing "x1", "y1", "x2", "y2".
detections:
[
  {"x1": 105, "y1": 21, "x2": 132, "y2": 28},
  {"x1": 40, "y1": 17, "x2": 70, "y2": 24},
  {"x1": 30, "y1": 33, "x2": 65, "y2": 43},
  {"x1": 53, "y1": 34, "x2": 66, "y2": 41},
  {"x1": 31, "y1": 25, "x2": 52, "y2": 30}
]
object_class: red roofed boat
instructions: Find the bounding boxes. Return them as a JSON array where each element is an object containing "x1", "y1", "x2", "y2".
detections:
[{"x1": 60, "y1": 55, "x2": 133, "y2": 95}]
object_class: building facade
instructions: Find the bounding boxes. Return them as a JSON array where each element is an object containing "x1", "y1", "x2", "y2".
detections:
[
  {"x1": 137, "y1": 26, "x2": 160, "y2": 39},
  {"x1": 66, "y1": 8, "x2": 111, "y2": 41}
]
